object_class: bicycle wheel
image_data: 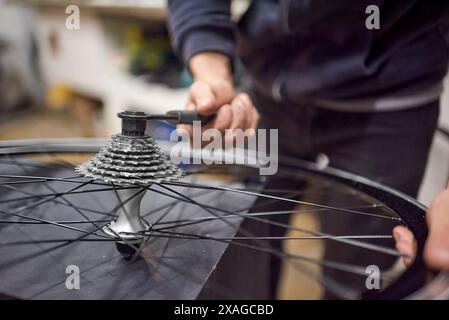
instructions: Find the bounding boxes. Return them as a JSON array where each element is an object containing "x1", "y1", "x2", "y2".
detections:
[{"x1": 0, "y1": 138, "x2": 447, "y2": 300}]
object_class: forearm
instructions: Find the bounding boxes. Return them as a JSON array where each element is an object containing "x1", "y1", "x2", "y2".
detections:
[
  {"x1": 189, "y1": 52, "x2": 233, "y2": 84},
  {"x1": 167, "y1": 1, "x2": 258, "y2": 135}
]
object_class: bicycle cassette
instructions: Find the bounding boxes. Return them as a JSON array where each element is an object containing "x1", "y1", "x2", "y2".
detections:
[{"x1": 76, "y1": 111, "x2": 184, "y2": 185}]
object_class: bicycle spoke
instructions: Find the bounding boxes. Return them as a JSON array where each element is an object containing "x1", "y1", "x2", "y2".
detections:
[
  {"x1": 131, "y1": 200, "x2": 179, "y2": 261},
  {"x1": 0, "y1": 180, "x2": 114, "y2": 239},
  {"x1": 0, "y1": 185, "x2": 140, "y2": 205},
  {"x1": 150, "y1": 183, "x2": 401, "y2": 257},
  {"x1": 0, "y1": 184, "x2": 115, "y2": 217},
  {"x1": 146, "y1": 229, "x2": 394, "y2": 281},
  {"x1": 11, "y1": 160, "x2": 107, "y2": 229},
  {"x1": 162, "y1": 180, "x2": 400, "y2": 221},
  {"x1": 0, "y1": 219, "x2": 109, "y2": 225},
  {"x1": 146, "y1": 185, "x2": 397, "y2": 284},
  {"x1": 154, "y1": 204, "x2": 383, "y2": 227}
]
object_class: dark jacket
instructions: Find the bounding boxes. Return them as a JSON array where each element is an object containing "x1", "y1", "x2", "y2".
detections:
[{"x1": 168, "y1": 0, "x2": 449, "y2": 111}]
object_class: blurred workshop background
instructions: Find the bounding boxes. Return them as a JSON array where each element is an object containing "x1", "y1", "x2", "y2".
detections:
[{"x1": 0, "y1": 0, "x2": 448, "y2": 298}]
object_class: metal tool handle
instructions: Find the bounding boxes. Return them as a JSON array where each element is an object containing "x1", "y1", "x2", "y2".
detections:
[
  {"x1": 166, "y1": 110, "x2": 215, "y2": 125},
  {"x1": 117, "y1": 111, "x2": 215, "y2": 135}
]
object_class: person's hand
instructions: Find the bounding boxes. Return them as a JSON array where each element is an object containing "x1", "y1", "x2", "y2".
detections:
[
  {"x1": 177, "y1": 52, "x2": 259, "y2": 146},
  {"x1": 393, "y1": 186, "x2": 449, "y2": 270}
]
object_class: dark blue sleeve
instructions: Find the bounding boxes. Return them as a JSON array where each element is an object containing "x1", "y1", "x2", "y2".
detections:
[{"x1": 167, "y1": 0, "x2": 235, "y2": 64}]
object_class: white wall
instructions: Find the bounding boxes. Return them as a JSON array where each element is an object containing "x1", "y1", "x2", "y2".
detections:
[{"x1": 31, "y1": 7, "x2": 187, "y2": 134}]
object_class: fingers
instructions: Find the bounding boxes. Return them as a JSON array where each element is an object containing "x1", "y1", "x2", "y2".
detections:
[
  {"x1": 223, "y1": 93, "x2": 259, "y2": 146},
  {"x1": 393, "y1": 189, "x2": 449, "y2": 272},
  {"x1": 229, "y1": 94, "x2": 251, "y2": 131},
  {"x1": 241, "y1": 93, "x2": 260, "y2": 132},
  {"x1": 180, "y1": 83, "x2": 259, "y2": 147},
  {"x1": 212, "y1": 103, "x2": 233, "y2": 133},
  {"x1": 393, "y1": 226, "x2": 417, "y2": 267},
  {"x1": 229, "y1": 93, "x2": 259, "y2": 131},
  {"x1": 248, "y1": 109, "x2": 260, "y2": 133},
  {"x1": 393, "y1": 212, "x2": 449, "y2": 271},
  {"x1": 189, "y1": 80, "x2": 234, "y2": 115},
  {"x1": 189, "y1": 81, "x2": 216, "y2": 115}
]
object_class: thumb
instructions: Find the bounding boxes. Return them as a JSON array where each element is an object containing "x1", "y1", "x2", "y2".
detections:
[
  {"x1": 189, "y1": 81, "x2": 217, "y2": 115},
  {"x1": 393, "y1": 226, "x2": 416, "y2": 267}
]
